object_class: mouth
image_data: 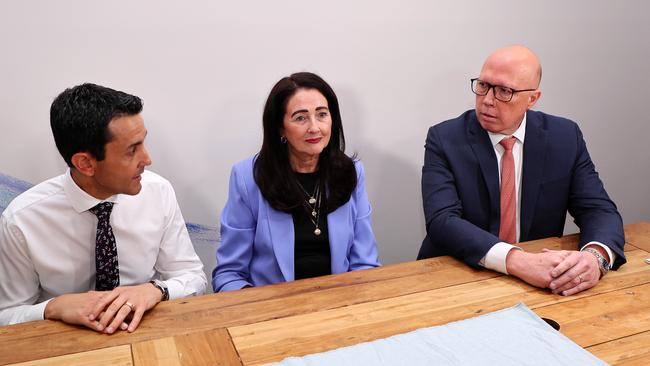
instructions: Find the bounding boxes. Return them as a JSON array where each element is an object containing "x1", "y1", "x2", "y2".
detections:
[
  {"x1": 480, "y1": 111, "x2": 498, "y2": 121},
  {"x1": 305, "y1": 137, "x2": 322, "y2": 144}
]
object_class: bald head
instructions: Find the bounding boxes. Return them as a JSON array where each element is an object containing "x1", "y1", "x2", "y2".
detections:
[
  {"x1": 474, "y1": 45, "x2": 543, "y2": 135},
  {"x1": 481, "y1": 45, "x2": 542, "y2": 88}
]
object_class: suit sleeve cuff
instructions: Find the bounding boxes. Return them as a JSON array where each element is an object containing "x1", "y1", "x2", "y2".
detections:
[
  {"x1": 581, "y1": 241, "x2": 615, "y2": 269},
  {"x1": 482, "y1": 242, "x2": 521, "y2": 275},
  {"x1": 217, "y1": 280, "x2": 252, "y2": 293}
]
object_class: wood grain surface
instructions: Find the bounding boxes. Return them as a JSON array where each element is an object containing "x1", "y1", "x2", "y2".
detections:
[{"x1": 1, "y1": 222, "x2": 648, "y2": 366}]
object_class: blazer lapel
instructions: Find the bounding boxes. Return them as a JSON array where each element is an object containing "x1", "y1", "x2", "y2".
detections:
[
  {"x1": 520, "y1": 111, "x2": 547, "y2": 241},
  {"x1": 467, "y1": 112, "x2": 501, "y2": 235},
  {"x1": 266, "y1": 205, "x2": 294, "y2": 281},
  {"x1": 327, "y1": 203, "x2": 350, "y2": 273}
]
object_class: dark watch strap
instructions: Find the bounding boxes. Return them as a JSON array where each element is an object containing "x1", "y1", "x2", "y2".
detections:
[{"x1": 150, "y1": 280, "x2": 169, "y2": 301}]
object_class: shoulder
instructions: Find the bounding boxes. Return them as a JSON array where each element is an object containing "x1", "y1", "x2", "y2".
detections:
[
  {"x1": 352, "y1": 159, "x2": 365, "y2": 177},
  {"x1": 228, "y1": 156, "x2": 261, "y2": 199},
  {"x1": 140, "y1": 170, "x2": 175, "y2": 193},
  {"x1": 232, "y1": 156, "x2": 256, "y2": 178},
  {"x1": 228, "y1": 156, "x2": 258, "y2": 189},
  {"x1": 527, "y1": 110, "x2": 580, "y2": 132},
  {"x1": 2, "y1": 174, "x2": 65, "y2": 221},
  {"x1": 137, "y1": 170, "x2": 181, "y2": 207},
  {"x1": 428, "y1": 110, "x2": 476, "y2": 136},
  {"x1": 424, "y1": 110, "x2": 476, "y2": 149},
  {"x1": 141, "y1": 169, "x2": 171, "y2": 185}
]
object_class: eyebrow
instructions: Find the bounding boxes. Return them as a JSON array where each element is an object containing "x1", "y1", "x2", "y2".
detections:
[
  {"x1": 290, "y1": 109, "x2": 308, "y2": 118},
  {"x1": 290, "y1": 107, "x2": 329, "y2": 117}
]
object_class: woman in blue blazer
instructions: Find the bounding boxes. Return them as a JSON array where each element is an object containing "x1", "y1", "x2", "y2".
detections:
[{"x1": 213, "y1": 72, "x2": 380, "y2": 292}]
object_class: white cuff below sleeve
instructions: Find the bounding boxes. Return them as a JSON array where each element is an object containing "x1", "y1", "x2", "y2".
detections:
[{"x1": 483, "y1": 242, "x2": 522, "y2": 275}]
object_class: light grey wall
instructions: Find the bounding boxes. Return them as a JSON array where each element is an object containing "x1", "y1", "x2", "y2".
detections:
[{"x1": 1, "y1": 1, "x2": 649, "y2": 274}]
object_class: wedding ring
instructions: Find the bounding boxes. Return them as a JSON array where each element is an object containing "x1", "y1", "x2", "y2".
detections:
[{"x1": 123, "y1": 301, "x2": 134, "y2": 311}]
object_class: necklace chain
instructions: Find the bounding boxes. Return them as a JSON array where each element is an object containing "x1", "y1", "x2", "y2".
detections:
[{"x1": 296, "y1": 179, "x2": 322, "y2": 236}]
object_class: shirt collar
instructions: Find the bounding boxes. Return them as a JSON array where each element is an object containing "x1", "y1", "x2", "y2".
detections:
[
  {"x1": 487, "y1": 112, "x2": 527, "y2": 147},
  {"x1": 63, "y1": 168, "x2": 120, "y2": 213}
]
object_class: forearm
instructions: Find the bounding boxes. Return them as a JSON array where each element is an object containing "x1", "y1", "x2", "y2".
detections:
[{"x1": 425, "y1": 214, "x2": 500, "y2": 266}]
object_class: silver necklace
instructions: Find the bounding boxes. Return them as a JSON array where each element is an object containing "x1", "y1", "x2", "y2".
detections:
[{"x1": 296, "y1": 179, "x2": 322, "y2": 236}]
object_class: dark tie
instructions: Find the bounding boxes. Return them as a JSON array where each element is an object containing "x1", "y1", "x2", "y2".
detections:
[
  {"x1": 499, "y1": 137, "x2": 517, "y2": 244},
  {"x1": 89, "y1": 202, "x2": 120, "y2": 291}
]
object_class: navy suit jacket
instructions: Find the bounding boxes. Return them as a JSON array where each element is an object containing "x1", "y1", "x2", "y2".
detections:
[
  {"x1": 418, "y1": 110, "x2": 625, "y2": 269},
  {"x1": 213, "y1": 156, "x2": 380, "y2": 292}
]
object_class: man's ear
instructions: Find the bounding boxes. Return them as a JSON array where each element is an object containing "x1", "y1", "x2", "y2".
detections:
[
  {"x1": 527, "y1": 90, "x2": 542, "y2": 110},
  {"x1": 70, "y1": 152, "x2": 96, "y2": 177}
]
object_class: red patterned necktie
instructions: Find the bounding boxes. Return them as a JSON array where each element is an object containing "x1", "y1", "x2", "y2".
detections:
[
  {"x1": 89, "y1": 202, "x2": 120, "y2": 291},
  {"x1": 499, "y1": 137, "x2": 517, "y2": 243}
]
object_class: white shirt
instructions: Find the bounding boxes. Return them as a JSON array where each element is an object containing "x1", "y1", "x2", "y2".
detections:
[
  {"x1": 0, "y1": 169, "x2": 207, "y2": 325},
  {"x1": 481, "y1": 113, "x2": 615, "y2": 274}
]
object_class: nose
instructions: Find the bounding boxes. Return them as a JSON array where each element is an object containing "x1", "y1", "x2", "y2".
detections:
[
  {"x1": 307, "y1": 116, "x2": 319, "y2": 133},
  {"x1": 141, "y1": 147, "x2": 153, "y2": 167},
  {"x1": 482, "y1": 87, "x2": 496, "y2": 106}
]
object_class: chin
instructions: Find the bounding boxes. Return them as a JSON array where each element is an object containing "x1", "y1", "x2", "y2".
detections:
[
  {"x1": 478, "y1": 121, "x2": 501, "y2": 134},
  {"x1": 125, "y1": 184, "x2": 143, "y2": 196}
]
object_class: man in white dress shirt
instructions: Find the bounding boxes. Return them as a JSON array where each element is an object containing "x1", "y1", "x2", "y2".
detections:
[
  {"x1": 0, "y1": 83, "x2": 207, "y2": 333},
  {"x1": 418, "y1": 46, "x2": 625, "y2": 296}
]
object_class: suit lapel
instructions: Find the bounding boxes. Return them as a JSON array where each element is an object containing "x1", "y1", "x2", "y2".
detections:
[
  {"x1": 327, "y1": 203, "x2": 349, "y2": 273},
  {"x1": 266, "y1": 205, "x2": 294, "y2": 281},
  {"x1": 467, "y1": 112, "x2": 500, "y2": 235},
  {"x1": 520, "y1": 111, "x2": 547, "y2": 241}
]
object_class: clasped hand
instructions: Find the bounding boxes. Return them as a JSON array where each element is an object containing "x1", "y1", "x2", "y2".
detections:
[
  {"x1": 506, "y1": 248, "x2": 601, "y2": 296},
  {"x1": 44, "y1": 283, "x2": 163, "y2": 334}
]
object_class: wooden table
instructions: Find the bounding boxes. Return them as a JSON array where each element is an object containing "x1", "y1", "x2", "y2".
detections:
[{"x1": 1, "y1": 222, "x2": 649, "y2": 365}]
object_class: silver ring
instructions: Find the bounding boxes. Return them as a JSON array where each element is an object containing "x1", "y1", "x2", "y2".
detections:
[{"x1": 123, "y1": 301, "x2": 134, "y2": 311}]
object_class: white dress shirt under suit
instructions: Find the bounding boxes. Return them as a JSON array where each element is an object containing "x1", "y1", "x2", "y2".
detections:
[
  {"x1": 0, "y1": 169, "x2": 207, "y2": 325},
  {"x1": 481, "y1": 113, "x2": 615, "y2": 274}
]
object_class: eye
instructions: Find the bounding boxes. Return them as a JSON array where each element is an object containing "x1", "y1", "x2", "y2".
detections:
[
  {"x1": 318, "y1": 111, "x2": 329, "y2": 118},
  {"x1": 496, "y1": 86, "x2": 513, "y2": 98},
  {"x1": 294, "y1": 115, "x2": 306, "y2": 122}
]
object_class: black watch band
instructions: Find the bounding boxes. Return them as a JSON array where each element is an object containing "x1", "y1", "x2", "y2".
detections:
[{"x1": 150, "y1": 279, "x2": 169, "y2": 301}]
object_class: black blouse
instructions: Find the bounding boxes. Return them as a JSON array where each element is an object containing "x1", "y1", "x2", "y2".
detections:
[{"x1": 292, "y1": 171, "x2": 331, "y2": 280}]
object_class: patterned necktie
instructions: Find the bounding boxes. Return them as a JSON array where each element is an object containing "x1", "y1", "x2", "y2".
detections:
[
  {"x1": 89, "y1": 202, "x2": 120, "y2": 291},
  {"x1": 499, "y1": 137, "x2": 517, "y2": 244}
]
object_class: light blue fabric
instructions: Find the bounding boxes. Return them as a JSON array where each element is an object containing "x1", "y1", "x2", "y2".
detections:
[
  {"x1": 213, "y1": 156, "x2": 380, "y2": 292},
  {"x1": 267, "y1": 303, "x2": 606, "y2": 366}
]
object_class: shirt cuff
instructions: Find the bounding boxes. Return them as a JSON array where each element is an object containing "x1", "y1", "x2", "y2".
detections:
[
  {"x1": 482, "y1": 242, "x2": 522, "y2": 275},
  {"x1": 580, "y1": 241, "x2": 616, "y2": 269},
  {"x1": 164, "y1": 280, "x2": 184, "y2": 301},
  {"x1": 35, "y1": 299, "x2": 51, "y2": 321}
]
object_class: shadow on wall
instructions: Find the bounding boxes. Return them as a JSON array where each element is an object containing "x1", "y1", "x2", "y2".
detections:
[{"x1": 0, "y1": 172, "x2": 220, "y2": 291}]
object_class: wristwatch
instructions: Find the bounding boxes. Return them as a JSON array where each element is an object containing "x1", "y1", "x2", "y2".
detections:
[
  {"x1": 149, "y1": 279, "x2": 169, "y2": 301},
  {"x1": 583, "y1": 248, "x2": 610, "y2": 277}
]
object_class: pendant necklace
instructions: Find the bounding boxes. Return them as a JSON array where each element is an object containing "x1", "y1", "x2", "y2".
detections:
[{"x1": 297, "y1": 179, "x2": 322, "y2": 236}]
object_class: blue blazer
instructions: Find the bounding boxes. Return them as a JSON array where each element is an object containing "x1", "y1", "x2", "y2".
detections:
[
  {"x1": 213, "y1": 157, "x2": 380, "y2": 292},
  {"x1": 418, "y1": 110, "x2": 625, "y2": 269}
]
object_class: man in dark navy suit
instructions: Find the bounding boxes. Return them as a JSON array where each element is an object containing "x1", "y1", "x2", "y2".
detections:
[{"x1": 418, "y1": 45, "x2": 625, "y2": 296}]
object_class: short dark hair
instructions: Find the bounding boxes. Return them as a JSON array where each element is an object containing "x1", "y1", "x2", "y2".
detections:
[
  {"x1": 50, "y1": 83, "x2": 143, "y2": 167},
  {"x1": 255, "y1": 72, "x2": 357, "y2": 213}
]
